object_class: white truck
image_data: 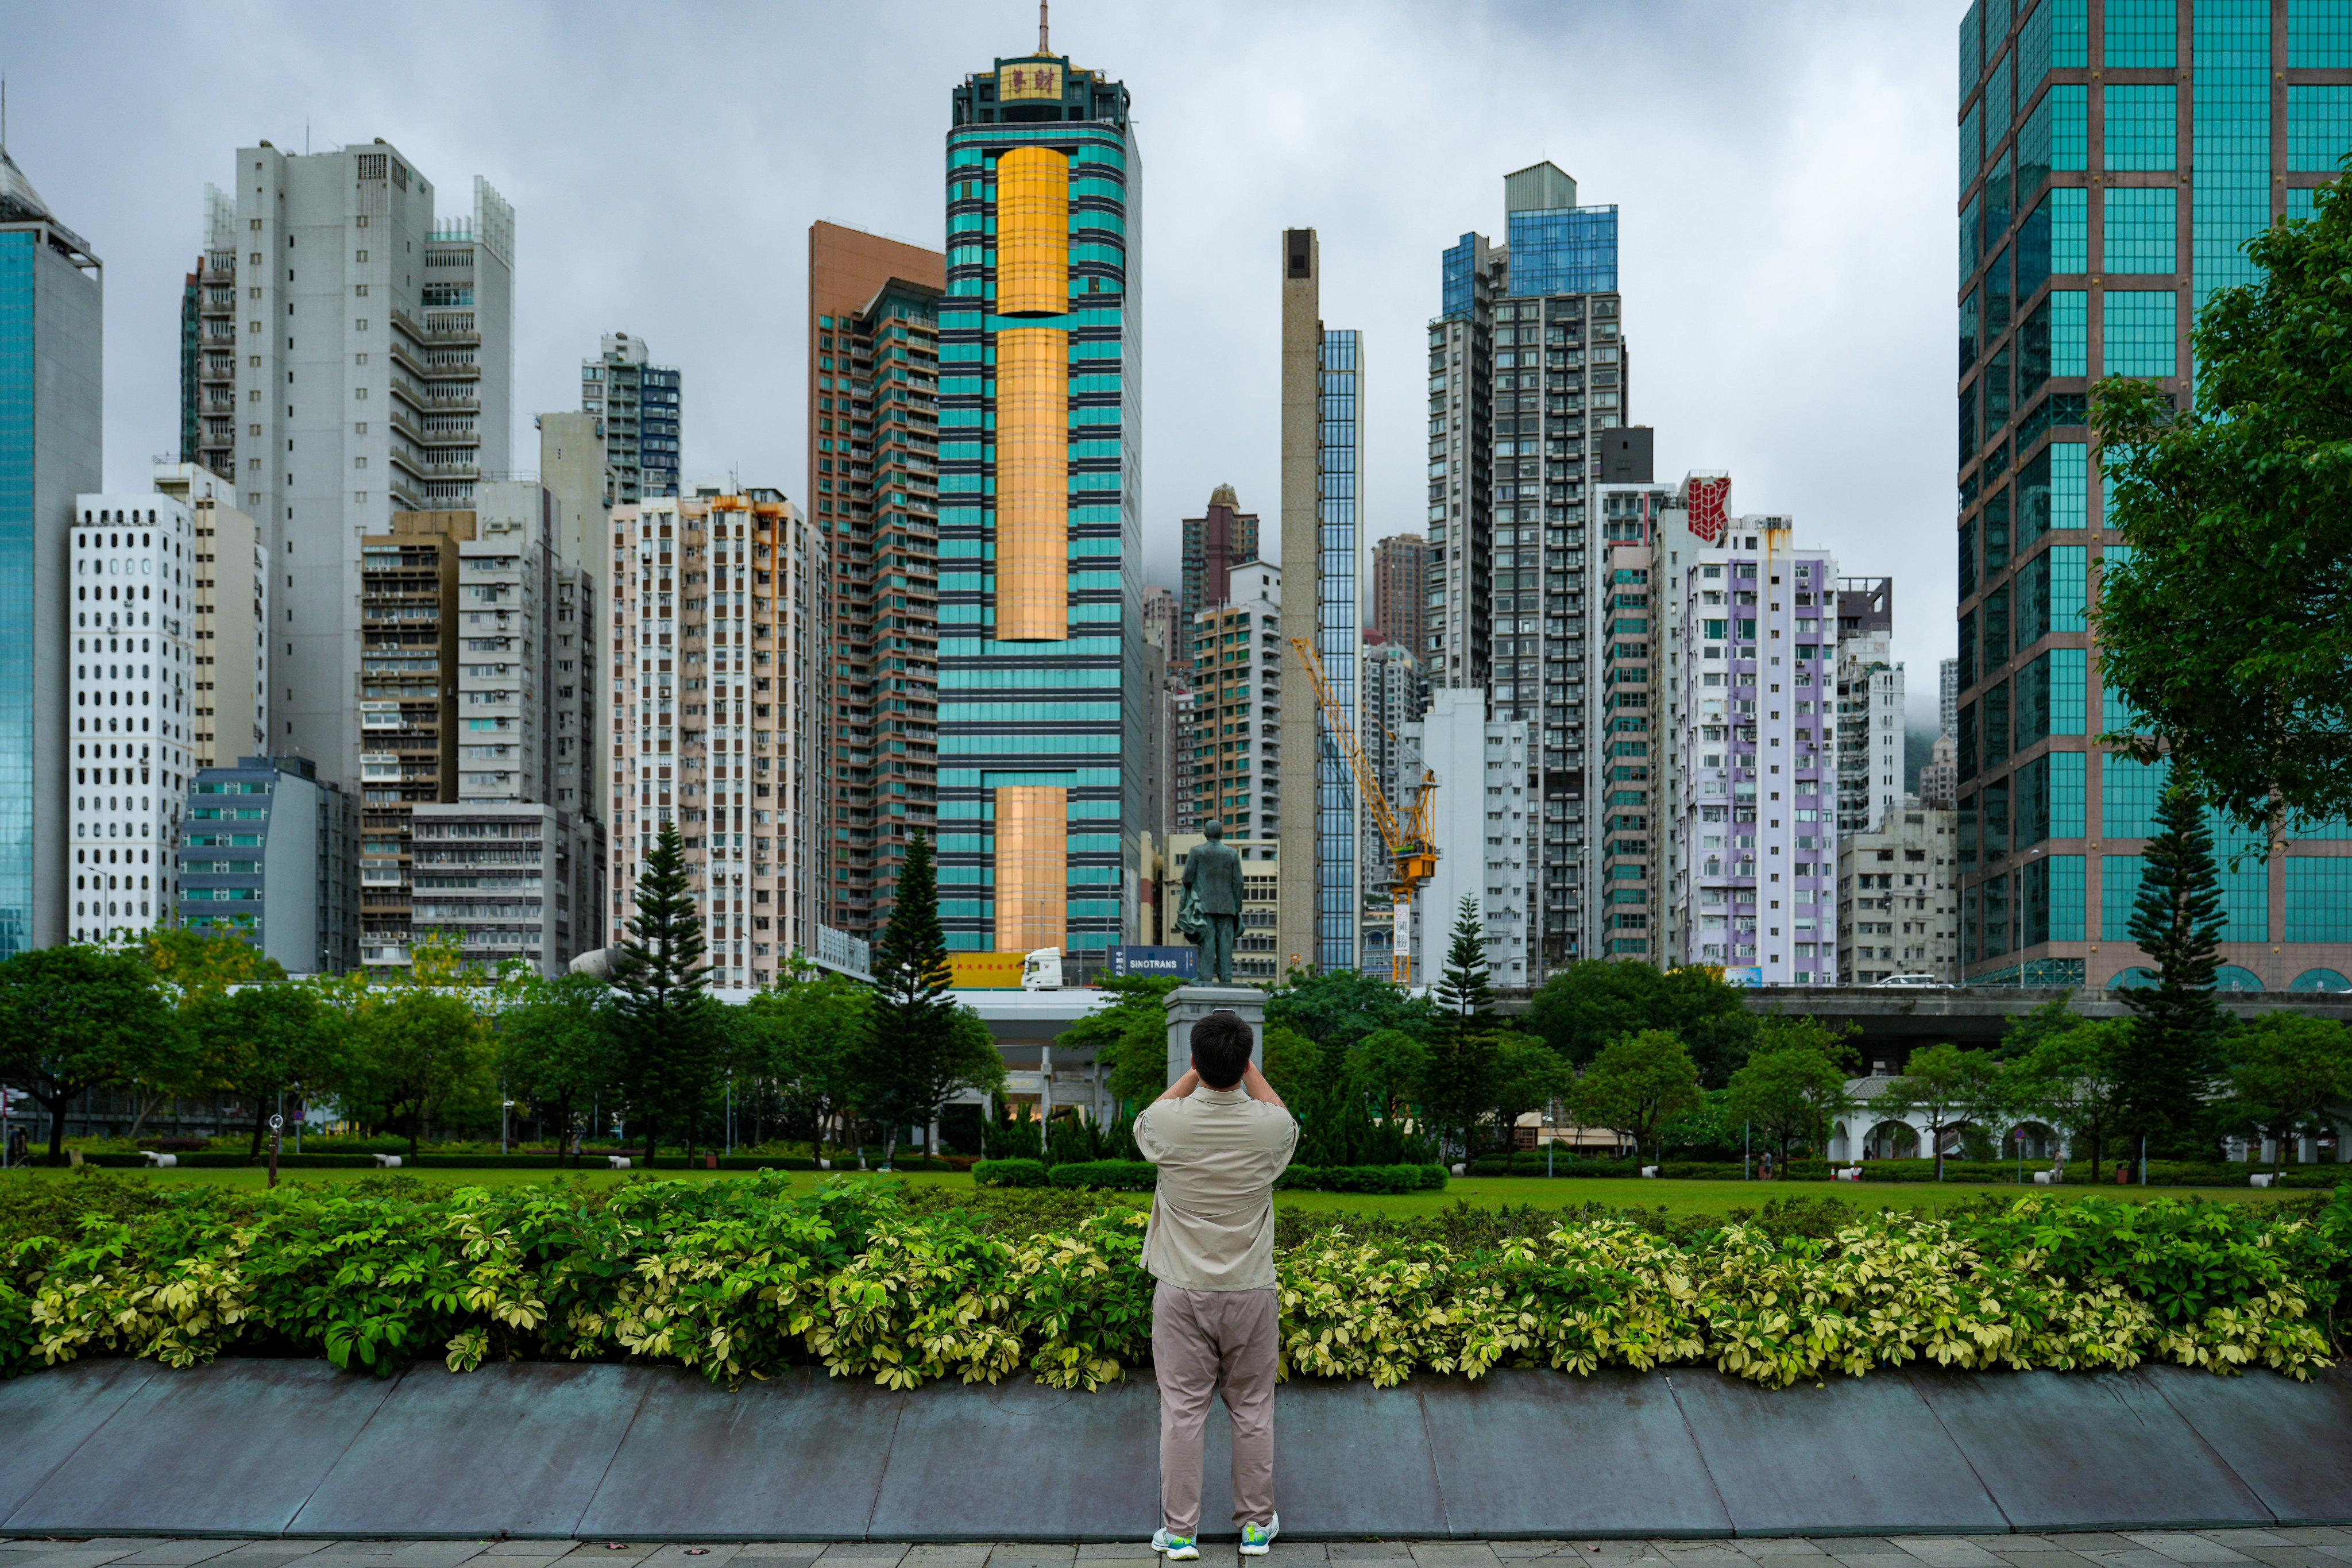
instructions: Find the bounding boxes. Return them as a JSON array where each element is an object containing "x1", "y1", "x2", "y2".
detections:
[{"x1": 1020, "y1": 947, "x2": 1064, "y2": 990}]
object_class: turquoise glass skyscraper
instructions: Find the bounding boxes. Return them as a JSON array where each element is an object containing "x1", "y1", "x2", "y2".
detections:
[
  {"x1": 1953, "y1": 0, "x2": 2352, "y2": 991},
  {"x1": 0, "y1": 149, "x2": 101, "y2": 958},
  {"x1": 935, "y1": 27, "x2": 1145, "y2": 957}
]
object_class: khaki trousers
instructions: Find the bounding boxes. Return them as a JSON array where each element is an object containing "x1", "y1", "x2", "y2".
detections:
[{"x1": 1153, "y1": 1279, "x2": 1278, "y2": 1536}]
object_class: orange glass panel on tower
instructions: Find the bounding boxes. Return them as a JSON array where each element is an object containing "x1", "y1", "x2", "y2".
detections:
[
  {"x1": 995, "y1": 148, "x2": 1068, "y2": 317},
  {"x1": 995, "y1": 326, "x2": 1067, "y2": 641},
  {"x1": 994, "y1": 785, "x2": 1068, "y2": 952}
]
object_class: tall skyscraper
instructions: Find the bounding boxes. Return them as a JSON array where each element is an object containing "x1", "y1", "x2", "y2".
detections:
[
  {"x1": 1312, "y1": 328, "x2": 1363, "y2": 972},
  {"x1": 1180, "y1": 485, "x2": 1259, "y2": 620},
  {"x1": 208, "y1": 141, "x2": 515, "y2": 820},
  {"x1": 1276, "y1": 229, "x2": 1320, "y2": 972},
  {"x1": 1370, "y1": 532, "x2": 1430, "y2": 663},
  {"x1": 582, "y1": 334, "x2": 679, "y2": 504},
  {"x1": 1938, "y1": 655, "x2": 1959, "y2": 739},
  {"x1": 608, "y1": 488, "x2": 829, "y2": 988},
  {"x1": 0, "y1": 145, "x2": 102, "y2": 956},
  {"x1": 1955, "y1": 0, "x2": 2352, "y2": 990},
  {"x1": 937, "y1": 21, "x2": 1144, "y2": 958},
  {"x1": 182, "y1": 185, "x2": 235, "y2": 482},
  {"x1": 806, "y1": 226, "x2": 945, "y2": 945},
  {"x1": 1431, "y1": 161, "x2": 1635, "y2": 972}
]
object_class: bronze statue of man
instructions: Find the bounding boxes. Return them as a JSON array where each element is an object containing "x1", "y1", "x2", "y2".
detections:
[{"x1": 1179, "y1": 818, "x2": 1245, "y2": 984}]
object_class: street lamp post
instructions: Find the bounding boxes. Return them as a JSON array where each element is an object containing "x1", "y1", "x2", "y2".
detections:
[{"x1": 267, "y1": 1113, "x2": 283, "y2": 1189}]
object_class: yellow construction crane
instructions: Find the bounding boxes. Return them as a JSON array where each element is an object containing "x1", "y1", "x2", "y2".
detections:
[{"x1": 1289, "y1": 636, "x2": 1438, "y2": 985}]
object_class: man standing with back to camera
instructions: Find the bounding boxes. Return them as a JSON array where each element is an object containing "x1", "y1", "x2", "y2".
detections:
[{"x1": 1134, "y1": 1008, "x2": 1298, "y2": 1560}]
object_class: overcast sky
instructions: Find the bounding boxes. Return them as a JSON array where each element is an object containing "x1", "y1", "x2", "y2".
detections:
[{"x1": 16, "y1": 0, "x2": 1955, "y2": 727}]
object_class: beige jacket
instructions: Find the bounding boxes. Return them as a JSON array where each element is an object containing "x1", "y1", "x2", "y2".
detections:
[{"x1": 1134, "y1": 1084, "x2": 1299, "y2": 1291}]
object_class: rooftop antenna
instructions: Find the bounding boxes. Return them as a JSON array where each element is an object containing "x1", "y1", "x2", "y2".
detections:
[
  {"x1": 1038, "y1": 0, "x2": 1049, "y2": 53},
  {"x1": 2, "y1": 78, "x2": 9, "y2": 152}
]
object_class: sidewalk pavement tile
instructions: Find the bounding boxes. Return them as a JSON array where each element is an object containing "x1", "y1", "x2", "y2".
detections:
[
  {"x1": 812, "y1": 1553, "x2": 908, "y2": 1567},
  {"x1": 2233, "y1": 1555, "x2": 2351, "y2": 1568},
  {"x1": 1750, "y1": 1556, "x2": 1832, "y2": 1568},
  {"x1": 1491, "y1": 1548, "x2": 1569, "y2": 1561},
  {"x1": 1887, "y1": 1543, "x2": 2007, "y2": 1568},
  {"x1": 1993, "y1": 1553, "x2": 2102, "y2": 1568},
  {"x1": 732, "y1": 1551, "x2": 822, "y2": 1563},
  {"x1": 1407, "y1": 1550, "x2": 1505, "y2": 1568},
  {"x1": 1833, "y1": 1554, "x2": 1929, "y2": 1568},
  {"x1": 106, "y1": 1551, "x2": 253, "y2": 1567},
  {"x1": 979, "y1": 1553, "x2": 1075, "y2": 1568},
  {"x1": 1069, "y1": 1551, "x2": 1155, "y2": 1564},
  {"x1": 1732, "y1": 1546, "x2": 1828, "y2": 1560},
  {"x1": 1256, "y1": 1548, "x2": 1331, "y2": 1566},
  {"x1": 638, "y1": 1550, "x2": 748, "y2": 1568},
  {"x1": 378, "y1": 1550, "x2": 487, "y2": 1568},
  {"x1": 2199, "y1": 1542, "x2": 2289, "y2": 1553},
  {"x1": 2265, "y1": 1539, "x2": 2352, "y2": 1551},
  {"x1": 2121, "y1": 1540, "x2": 2253, "y2": 1565},
  {"x1": 480, "y1": 1550, "x2": 569, "y2": 1559},
  {"x1": 2, "y1": 1554, "x2": 146, "y2": 1568},
  {"x1": 903, "y1": 1550, "x2": 992, "y2": 1568},
  {"x1": 1326, "y1": 1550, "x2": 1415, "y2": 1562}
]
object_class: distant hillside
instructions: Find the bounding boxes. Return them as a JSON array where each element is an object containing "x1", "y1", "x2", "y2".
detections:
[{"x1": 1905, "y1": 727, "x2": 1936, "y2": 794}]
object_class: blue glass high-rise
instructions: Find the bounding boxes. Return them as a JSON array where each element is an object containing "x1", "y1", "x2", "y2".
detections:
[
  {"x1": 0, "y1": 150, "x2": 102, "y2": 957},
  {"x1": 1315, "y1": 330, "x2": 1360, "y2": 970},
  {"x1": 1953, "y1": 0, "x2": 2352, "y2": 991}
]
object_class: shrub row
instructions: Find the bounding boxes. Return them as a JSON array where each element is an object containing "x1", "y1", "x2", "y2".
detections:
[
  {"x1": 3, "y1": 1173, "x2": 2342, "y2": 1392},
  {"x1": 1459, "y1": 1156, "x2": 2345, "y2": 1187},
  {"x1": 976, "y1": 1160, "x2": 1446, "y2": 1195}
]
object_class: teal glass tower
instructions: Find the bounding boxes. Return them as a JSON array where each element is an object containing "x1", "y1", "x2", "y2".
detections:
[
  {"x1": 1954, "y1": 0, "x2": 2352, "y2": 992},
  {"x1": 0, "y1": 148, "x2": 102, "y2": 957},
  {"x1": 936, "y1": 24, "x2": 1144, "y2": 956},
  {"x1": 1315, "y1": 329, "x2": 1360, "y2": 971}
]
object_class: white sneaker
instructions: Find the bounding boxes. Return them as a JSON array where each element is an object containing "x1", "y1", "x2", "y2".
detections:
[
  {"x1": 1239, "y1": 1512, "x2": 1280, "y2": 1555},
  {"x1": 1152, "y1": 1528, "x2": 1200, "y2": 1561}
]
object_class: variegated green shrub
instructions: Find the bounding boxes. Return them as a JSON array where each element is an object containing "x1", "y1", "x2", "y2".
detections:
[{"x1": 1, "y1": 1173, "x2": 2341, "y2": 1391}]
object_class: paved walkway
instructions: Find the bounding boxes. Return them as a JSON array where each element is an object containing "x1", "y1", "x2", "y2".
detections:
[{"x1": 5, "y1": 1533, "x2": 2352, "y2": 1568}]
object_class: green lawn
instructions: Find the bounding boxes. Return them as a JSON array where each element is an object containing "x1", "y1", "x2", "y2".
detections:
[{"x1": 1, "y1": 1163, "x2": 2309, "y2": 1216}]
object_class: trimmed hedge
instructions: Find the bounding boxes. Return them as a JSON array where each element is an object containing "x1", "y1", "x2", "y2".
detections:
[
  {"x1": 988, "y1": 1160, "x2": 1449, "y2": 1195},
  {"x1": 1459, "y1": 1155, "x2": 2346, "y2": 1188}
]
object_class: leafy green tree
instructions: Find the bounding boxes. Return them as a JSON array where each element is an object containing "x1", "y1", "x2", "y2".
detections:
[
  {"x1": 2217, "y1": 1014, "x2": 2352, "y2": 1173},
  {"x1": 2011, "y1": 1017, "x2": 2132, "y2": 1180},
  {"x1": 1724, "y1": 1018, "x2": 1857, "y2": 1163},
  {"x1": 1057, "y1": 974, "x2": 1180, "y2": 1110},
  {"x1": 1991, "y1": 997, "x2": 2084, "y2": 1064},
  {"x1": 494, "y1": 971, "x2": 616, "y2": 1163},
  {"x1": 856, "y1": 831, "x2": 1005, "y2": 1165},
  {"x1": 1487, "y1": 1032, "x2": 1572, "y2": 1170},
  {"x1": 2089, "y1": 168, "x2": 2352, "y2": 834},
  {"x1": 733, "y1": 958, "x2": 871, "y2": 1165},
  {"x1": 1344, "y1": 1027, "x2": 1428, "y2": 1122},
  {"x1": 1268, "y1": 969, "x2": 1438, "y2": 1056},
  {"x1": 193, "y1": 982, "x2": 343, "y2": 1161},
  {"x1": 1257, "y1": 1023, "x2": 1322, "y2": 1106},
  {"x1": 2118, "y1": 783, "x2": 2231, "y2": 1154},
  {"x1": 1876, "y1": 1043, "x2": 2007, "y2": 1180},
  {"x1": 1432, "y1": 897, "x2": 1496, "y2": 1034},
  {"x1": 1418, "y1": 1027, "x2": 1498, "y2": 1162},
  {"x1": 136, "y1": 926, "x2": 287, "y2": 1141},
  {"x1": 1565, "y1": 1028, "x2": 1703, "y2": 1167},
  {"x1": 353, "y1": 987, "x2": 488, "y2": 1159},
  {"x1": 1528, "y1": 960, "x2": 1759, "y2": 1086},
  {"x1": 609, "y1": 821, "x2": 725, "y2": 1161},
  {"x1": 0, "y1": 945, "x2": 183, "y2": 1163}
]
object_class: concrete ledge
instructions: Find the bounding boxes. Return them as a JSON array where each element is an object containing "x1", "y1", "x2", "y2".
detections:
[{"x1": 1, "y1": 1360, "x2": 2346, "y2": 1540}]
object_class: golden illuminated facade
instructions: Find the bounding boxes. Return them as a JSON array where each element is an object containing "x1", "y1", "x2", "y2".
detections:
[{"x1": 937, "y1": 31, "x2": 1143, "y2": 958}]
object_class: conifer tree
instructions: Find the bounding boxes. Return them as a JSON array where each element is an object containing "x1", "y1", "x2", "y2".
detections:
[
  {"x1": 856, "y1": 830, "x2": 1003, "y2": 1164},
  {"x1": 1432, "y1": 896, "x2": 1497, "y2": 1033},
  {"x1": 2118, "y1": 782, "x2": 2230, "y2": 1153},
  {"x1": 609, "y1": 821, "x2": 723, "y2": 1161}
]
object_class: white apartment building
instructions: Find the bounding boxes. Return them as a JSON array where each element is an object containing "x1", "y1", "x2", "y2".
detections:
[
  {"x1": 153, "y1": 464, "x2": 268, "y2": 773},
  {"x1": 1659, "y1": 495, "x2": 1841, "y2": 986},
  {"x1": 1838, "y1": 806, "x2": 1959, "y2": 983},
  {"x1": 1411, "y1": 687, "x2": 1535, "y2": 987},
  {"x1": 1833, "y1": 585, "x2": 1906, "y2": 835},
  {"x1": 68, "y1": 497, "x2": 202, "y2": 940},
  {"x1": 610, "y1": 488, "x2": 828, "y2": 988},
  {"x1": 1178, "y1": 561, "x2": 1283, "y2": 844},
  {"x1": 213, "y1": 141, "x2": 513, "y2": 802}
]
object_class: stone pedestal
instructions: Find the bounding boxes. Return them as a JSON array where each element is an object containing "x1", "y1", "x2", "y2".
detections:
[{"x1": 1163, "y1": 986, "x2": 1266, "y2": 1087}]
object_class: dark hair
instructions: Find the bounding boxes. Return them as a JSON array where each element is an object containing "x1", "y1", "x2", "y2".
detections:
[{"x1": 1190, "y1": 1009, "x2": 1254, "y2": 1089}]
